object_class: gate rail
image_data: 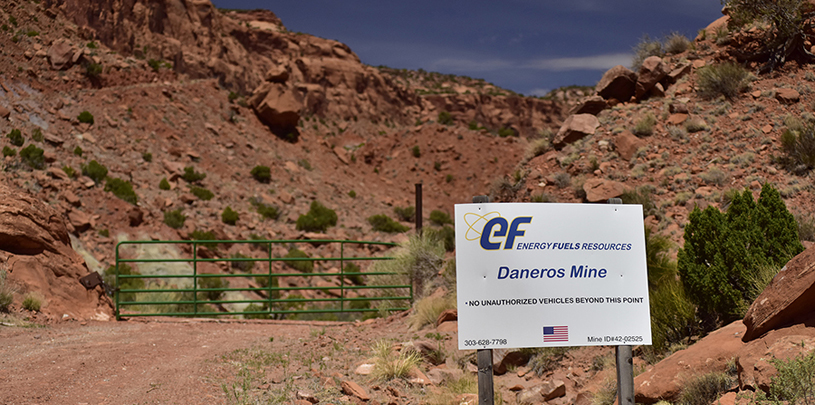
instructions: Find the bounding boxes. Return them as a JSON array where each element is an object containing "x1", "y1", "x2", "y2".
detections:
[{"x1": 113, "y1": 239, "x2": 410, "y2": 320}]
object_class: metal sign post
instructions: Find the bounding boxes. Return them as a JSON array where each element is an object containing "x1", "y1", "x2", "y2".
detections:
[
  {"x1": 607, "y1": 197, "x2": 634, "y2": 405},
  {"x1": 471, "y1": 195, "x2": 494, "y2": 405}
]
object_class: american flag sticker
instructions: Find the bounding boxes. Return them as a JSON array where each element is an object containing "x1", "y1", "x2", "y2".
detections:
[{"x1": 543, "y1": 326, "x2": 568, "y2": 342}]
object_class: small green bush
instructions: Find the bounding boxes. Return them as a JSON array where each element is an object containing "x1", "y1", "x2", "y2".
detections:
[
  {"x1": 148, "y1": 58, "x2": 162, "y2": 72},
  {"x1": 73, "y1": 146, "x2": 83, "y2": 156},
  {"x1": 222, "y1": 206, "x2": 239, "y2": 225},
  {"x1": 368, "y1": 214, "x2": 410, "y2": 233},
  {"x1": 22, "y1": 293, "x2": 41, "y2": 311},
  {"x1": 763, "y1": 348, "x2": 815, "y2": 404},
  {"x1": 284, "y1": 248, "x2": 313, "y2": 273},
  {"x1": 182, "y1": 166, "x2": 206, "y2": 183},
  {"x1": 255, "y1": 202, "x2": 279, "y2": 220},
  {"x1": 633, "y1": 112, "x2": 657, "y2": 137},
  {"x1": 163, "y1": 209, "x2": 186, "y2": 229},
  {"x1": 77, "y1": 111, "x2": 95, "y2": 124},
  {"x1": 696, "y1": 62, "x2": 750, "y2": 100},
  {"x1": 62, "y1": 166, "x2": 76, "y2": 178},
  {"x1": 296, "y1": 201, "x2": 337, "y2": 232},
  {"x1": 631, "y1": 34, "x2": 663, "y2": 70},
  {"x1": 348, "y1": 190, "x2": 356, "y2": 198},
  {"x1": 428, "y1": 225, "x2": 455, "y2": 252},
  {"x1": 250, "y1": 165, "x2": 271, "y2": 183},
  {"x1": 189, "y1": 230, "x2": 218, "y2": 250},
  {"x1": 678, "y1": 372, "x2": 732, "y2": 405},
  {"x1": 429, "y1": 210, "x2": 453, "y2": 226},
  {"x1": 98, "y1": 229, "x2": 110, "y2": 237},
  {"x1": 230, "y1": 253, "x2": 254, "y2": 273},
  {"x1": 104, "y1": 177, "x2": 139, "y2": 205},
  {"x1": 497, "y1": 127, "x2": 516, "y2": 138},
  {"x1": 20, "y1": 144, "x2": 44, "y2": 169},
  {"x1": 437, "y1": 111, "x2": 453, "y2": 125},
  {"x1": 103, "y1": 264, "x2": 144, "y2": 303},
  {"x1": 198, "y1": 276, "x2": 229, "y2": 301},
  {"x1": 2, "y1": 146, "x2": 15, "y2": 157},
  {"x1": 159, "y1": 177, "x2": 170, "y2": 190},
  {"x1": 81, "y1": 160, "x2": 108, "y2": 184},
  {"x1": 0, "y1": 271, "x2": 14, "y2": 312},
  {"x1": 411, "y1": 145, "x2": 421, "y2": 158},
  {"x1": 142, "y1": 152, "x2": 152, "y2": 162},
  {"x1": 85, "y1": 62, "x2": 103, "y2": 78},
  {"x1": 190, "y1": 186, "x2": 214, "y2": 201},
  {"x1": 31, "y1": 128, "x2": 43, "y2": 142},
  {"x1": 243, "y1": 303, "x2": 270, "y2": 319},
  {"x1": 6, "y1": 129, "x2": 23, "y2": 146},
  {"x1": 394, "y1": 206, "x2": 416, "y2": 222}
]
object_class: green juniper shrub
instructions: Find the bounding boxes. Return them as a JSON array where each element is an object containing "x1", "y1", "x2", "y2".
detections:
[
  {"x1": 85, "y1": 62, "x2": 103, "y2": 79},
  {"x1": 284, "y1": 248, "x2": 313, "y2": 273},
  {"x1": 73, "y1": 146, "x2": 83, "y2": 156},
  {"x1": 163, "y1": 209, "x2": 186, "y2": 229},
  {"x1": 77, "y1": 111, "x2": 95, "y2": 124},
  {"x1": 189, "y1": 186, "x2": 214, "y2": 201},
  {"x1": 159, "y1": 177, "x2": 171, "y2": 190},
  {"x1": 230, "y1": 253, "x2": 254, "y2": 273},
  {"x1": 182, "y1": 166, "x2": 206, "y2": 183},
  {"x1": 445, "y1": 174, "x2": 454, "y2": 183},
  {"x1": 343, "y1": 262, "x2": 364, "y2": 285},
  {"x1": 678, "y1": 184, "x2": 803, "y2": 327},
  {"x1": 696, "y1": 62, "x2": 750, "y2": 100},
  {"x1": 142, "y1": 152, "x2": 152, "y2": 162},
  {"x1": 437, "y1": 111, "x2": 454, "y2": 125},
  {"x1": 250, "y1": 165, "x2": 271, "y2": 183},
  {"x1": 31, "y1": 128, "x2": 43, "y2": 142},
  {"x1": 348, "y1": 190, "x2": 356, "y2": 198},
  {"x1": 19, "y1": 144, "x2": 44, "y2": 169},
  {"x1": 189, "y1": 229, "x2": 218, "y2": 251},
  {"x1": 411, "y1": 145, "x2": 421, "y2": 158},
  {"x1": 147, "y1": 59, "x2": 162, "y2": 72},
  {"x1": 296, "y1": 201, "x2": 337, "y2": 232},
  {"x1": 243, "y1": 303, "x2": 271, "y2": 319},
  {"x1": 368, "y1": 214, "x2": 410, "y2": 233},
  {"x1": 254, "y1": 202, "x2": 279, "y2": 220},
  {"x1": 62, "y1": 165, "x2": 76, "y2": 178},
  {"x1": 87, "y1": 41, "x2": 98, "y2": 49},
  {"x1": 81, "y1": 160, "x2": 108, "y2": 184},
  {"x1": 497, "y1": 127, "x2": 516, "y2": 138},
  {"x1": 2, "y1": 146, "x2": 15, "y2": 157},
  {"x1": 104, "y1": 177, "x2": 138, "y2": 205},
  {"x1": 103, "y1": 264, "x2": 144, "y2": 303},
  {"x1": 429, "y1": 210, "x2": 454, "y2": 226},
  {"x1": 6, "y1": 129, "x2": 23, "y2": 146},
  {"x1": 198, "y1": 276, "x2": 228, "y2": 301},
  {"x1": 393, "y1": 206, "x2": 416, "y2": 222},
  {"x1": 221, "y1": 206, "x2": 239, "y2": 225}
]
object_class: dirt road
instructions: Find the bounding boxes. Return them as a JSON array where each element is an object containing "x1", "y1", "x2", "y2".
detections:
[{"x1": 0, "y1": 318, "x2": 351, "y2": 404}]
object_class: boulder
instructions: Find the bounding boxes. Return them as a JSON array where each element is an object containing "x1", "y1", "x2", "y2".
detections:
[
  {"x1": 636, "y1": 56, "x2": 669, "y2": 99},
  {"x1": 47, "y1": 39, "x2": 75, "y2": 70},
  {"x1": 775, "y1": 88, "x2": 800, "y2": 104},
  {"x1": 568, "y1": 95, "x2": 608, "y2": 116},
  {"x1": 265, "y1": 65, "x2": 289, "y2": 83},
  {"x1": 582, "y1": 179, "x2": 626, "y2": 203},
  {"x1": 0, "y1": 105, "x2": 10, "y2": 119},
  {"x1": 615, "y1": 130, "x2": 647, "y2": 161},
  {"x1": 67, "y1": 209, "x2": 92, "y2": 233},
  {"x1": 0, "y1": 183, "x2": 112, "y2": 320},
  {"x1": 436, "y1": 308, "x2": 457, "y2": 326},
  {"x1": 553, "y1": 114, "x2": 600, "y2": 149},
  {"x1": 340, "y1": 380, "x2": 369, "y2": 401},
  {"x1": 595, "y1": 65, "x2": 637, "y2": 102},
  {"x1": 737, "y1": 326, "x2": 815, "y2": 392},
  {"x1": 251, "y1": 83, "x2": 302, "y2": 131},
  {"x1": 743, "y1": 245, "x2": 815, "y2": 341},
  {"x1": 492, "y1": 348, "x2": 530, "y2": 375},
  {"x1": 634, "y1": 321, "x2": 745, "y2": 403},
  {"x1": 667, "y1": 61, "x2": 692, "y2": 83},
  {"x1": 516, "y1": 380, "x2": 566, "y2": 404}
]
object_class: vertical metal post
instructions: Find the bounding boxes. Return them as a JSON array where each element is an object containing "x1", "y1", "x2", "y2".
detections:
[
  {"x1": 340, "y1": 242, "x2": 345, "y2": 311},
  {"x1": 608, "y1": 197, "x2": 634, "y2": 405},
  {"x1": 415, "y1": 183, "x2": 423, "y2": 232},
  {"x1": 472, "y1": 195, "x2": 493, "y2": 405},
  {"x1": 193, "y1": 242, "x2": 198, "y2": 315},
  {"x1": 616, "y1": 345, "x2": 635, "y2": 405},
  {"x1": 114, "y1": 246, "x2": 120, "y2": 320},
  {"x1": 267, "y1": 241, "x2": 273, "y2": 315}
]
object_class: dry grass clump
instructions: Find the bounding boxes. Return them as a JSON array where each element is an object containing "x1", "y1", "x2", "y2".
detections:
[
  {"x1": 0, "y1": 271, "x2": 16, "y2": 312},
  {"x1": 22, "y1": 292, "x2": 42, "y2": 312},
  {"x1": 696, "y1": 62, "x2": 750, "y2": 99},
  {"x1": 371, "y1": 339, "x2": 422, "y2": 381},
  {"x1": 409, "y1": 294, "x2": 456, "y2": 330},
  {"x1": 678, "y1": 372, "x2": 732, "y2": 405}
]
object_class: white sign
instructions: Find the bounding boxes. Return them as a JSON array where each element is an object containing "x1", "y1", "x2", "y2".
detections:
[{"x1": 455, "y1": 202, "x2": 651, "y2": 350}]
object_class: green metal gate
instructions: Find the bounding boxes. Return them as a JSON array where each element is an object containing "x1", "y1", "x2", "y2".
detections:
[{"x1": 113, "y1": 239, "x2": 411, "y2": 320}]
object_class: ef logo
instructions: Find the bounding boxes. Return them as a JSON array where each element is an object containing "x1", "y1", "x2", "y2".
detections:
[{"x1": 464, "y1": 212, "x2": 532, "y2": 250}]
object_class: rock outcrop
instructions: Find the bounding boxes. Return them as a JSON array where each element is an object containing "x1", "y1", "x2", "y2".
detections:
[
  {"x1": 0, "y1": 183, "x2": 113, "y2": 320},
  {"x1": 553, "y1": 114, "x2": 600, "y2": 148},
  {"x1": 743, "y1": 244, "x2": 815, "y2": 341},
  {"x1": 595, "y1": 65, "x2": 637, "y2": 102}
]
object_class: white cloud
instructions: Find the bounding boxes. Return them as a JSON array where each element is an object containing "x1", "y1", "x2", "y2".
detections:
[{"x1": 521, "y1": 53, "x2": 633, "y2": 71}]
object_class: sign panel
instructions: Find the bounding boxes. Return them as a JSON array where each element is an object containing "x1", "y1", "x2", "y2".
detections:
[{"x1": 455, "y1": 203, "x2": 651, "y2": 350}]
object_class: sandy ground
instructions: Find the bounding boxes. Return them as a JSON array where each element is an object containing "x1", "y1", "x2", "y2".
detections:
[{"x1": 0, "y1": 318, "x2": 348, "y2": 405}]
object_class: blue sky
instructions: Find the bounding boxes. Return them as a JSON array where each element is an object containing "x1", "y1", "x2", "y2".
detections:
[{"x1": 212, "y1": 1, "x2": 723, "y2": 96}]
